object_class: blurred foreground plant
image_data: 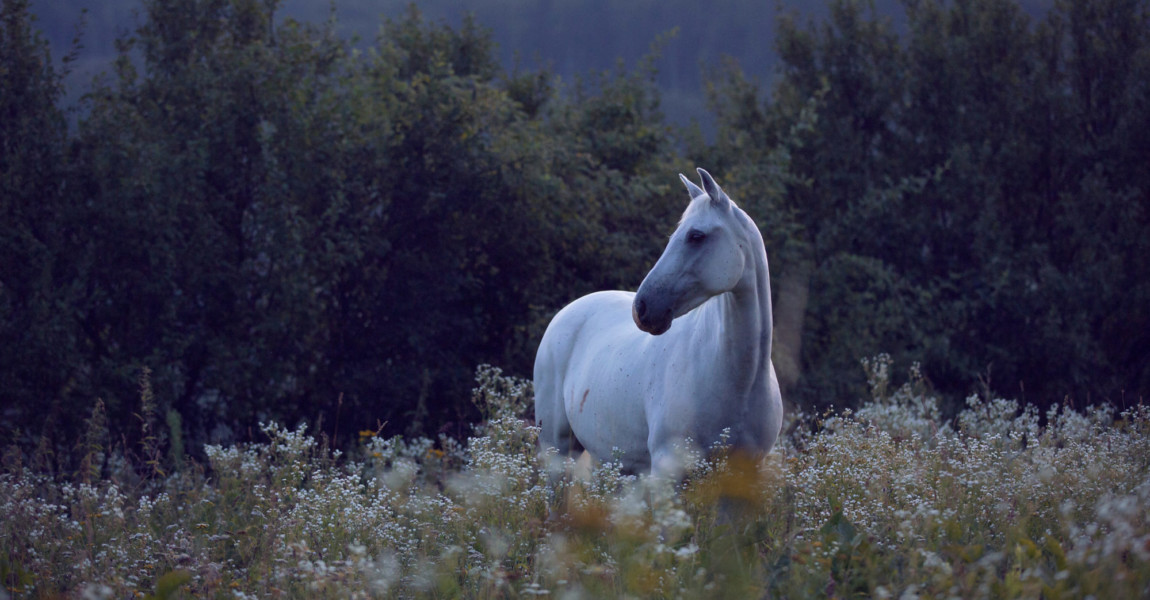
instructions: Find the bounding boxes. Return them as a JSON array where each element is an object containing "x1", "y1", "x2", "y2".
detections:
[{"x1": 2, "y1": 361, "x2": 1148, "y2": 598}]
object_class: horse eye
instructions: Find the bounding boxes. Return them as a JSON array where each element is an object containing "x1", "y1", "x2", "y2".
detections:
[{"x1": 687, "y1": 229, "x2": 706, "y2": 243}]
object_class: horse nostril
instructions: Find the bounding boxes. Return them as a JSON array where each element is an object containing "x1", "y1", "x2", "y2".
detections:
[{"x1": 635, "y1": 299, "x2": 646, "y2": 319}]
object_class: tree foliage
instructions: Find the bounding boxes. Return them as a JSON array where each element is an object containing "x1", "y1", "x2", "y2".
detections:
[
  {"x1": 1, "y1": 0, "x2": 1147, "y2": 468},
  {"x1": 711, "y1": 0, "x2": 1150, "y2": 411},
  {"x1": 2, "y1": 0, "x2": 683, "y2": 463},
  {"x1": 0, "y1": 0, "x2": 84, "y2": 451}
]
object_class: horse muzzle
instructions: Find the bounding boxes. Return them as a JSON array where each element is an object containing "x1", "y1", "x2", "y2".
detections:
[{"x1": 632, "y1": 297, "x2": 672, "y2": 335}]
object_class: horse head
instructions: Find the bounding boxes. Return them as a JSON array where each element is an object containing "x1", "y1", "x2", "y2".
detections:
[{"x1": 632, "y1": 169, "x2": 748, "y2": 335}]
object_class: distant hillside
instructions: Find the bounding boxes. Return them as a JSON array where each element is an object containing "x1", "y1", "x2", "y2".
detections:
[
  {"x1": 25, "y1": 0, "x2": 845, "y2": 132},
  {"x1": 29, "y1": 0, "x2": 1055, "y2": 131},
  {"x1": 275, "y1": 0, "x2": 803, "y2": 131}
]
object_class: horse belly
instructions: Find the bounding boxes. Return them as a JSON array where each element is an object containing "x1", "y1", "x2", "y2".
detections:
[
  {"x1": 562, "y1": 333, "x2": 654, "y2": 471},
  {"x1": 564, "y1": 366, "x2": 650, "y2": 469}
]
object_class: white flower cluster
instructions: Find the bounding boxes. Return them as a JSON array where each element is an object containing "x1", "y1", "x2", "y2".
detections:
[
  {"x1": 2, "y1": 361, "x2": 1147, "y2": 598},
  {"x1": 778, "y1": 358, "x2": 1150, "y2": 596}
]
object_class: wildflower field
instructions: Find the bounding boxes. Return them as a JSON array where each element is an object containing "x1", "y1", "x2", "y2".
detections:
[{"x1": 2, "y1": 360, "x2": 1149, "y2": 599}]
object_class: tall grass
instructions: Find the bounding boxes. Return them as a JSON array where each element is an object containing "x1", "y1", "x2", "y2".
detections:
[{"x1": 2, "y1": 361, "x2": 1148, "y2": 598}]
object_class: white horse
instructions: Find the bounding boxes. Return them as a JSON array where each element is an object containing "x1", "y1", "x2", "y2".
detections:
[{"x1": 533, "y1": 168, "x2": 784, "y2": 477}]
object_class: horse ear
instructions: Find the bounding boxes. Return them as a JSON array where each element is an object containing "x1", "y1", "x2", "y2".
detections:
[
  {"x1": 679, "y1": 173, "x2": 707, "y2": 200},
  {"x1": 696, "y1": 168, "x2": 730, "y2": 207}
]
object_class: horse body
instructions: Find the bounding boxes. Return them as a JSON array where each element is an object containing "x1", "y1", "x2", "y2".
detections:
[{"x1": 534, "y1": 169, "x2": 783, "y2": 476}]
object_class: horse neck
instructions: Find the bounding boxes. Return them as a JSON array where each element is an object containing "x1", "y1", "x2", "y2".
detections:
[{"x1": 711, "y1": 216, "x2": 773, "y2": 391}]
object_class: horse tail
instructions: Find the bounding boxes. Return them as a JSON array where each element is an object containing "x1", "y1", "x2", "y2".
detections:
[{"x1": 533, "y1": 309, "x2": 586, "y2": 461}]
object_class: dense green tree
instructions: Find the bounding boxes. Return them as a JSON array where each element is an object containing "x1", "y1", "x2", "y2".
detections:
[
  {"x1": 0, "y1": 0, "x2": 84, "y2": 453},
  {"x1": 3, "y1": 0, "x2": 1147, "y2": 470},
  {"x1": 713, "y1": 0, "x2": 1150, "y2": 412},
  {"x1": 2, "y1": 0, "x2": 685, "y2": 463},
  {"x1": 62, "y1": 0, "x2": 565, "y2": 445}
]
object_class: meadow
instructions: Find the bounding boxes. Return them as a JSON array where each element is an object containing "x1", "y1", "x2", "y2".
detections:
[{"x1": 2, "y1": 358, "x2": 1148, "y2": 599}]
